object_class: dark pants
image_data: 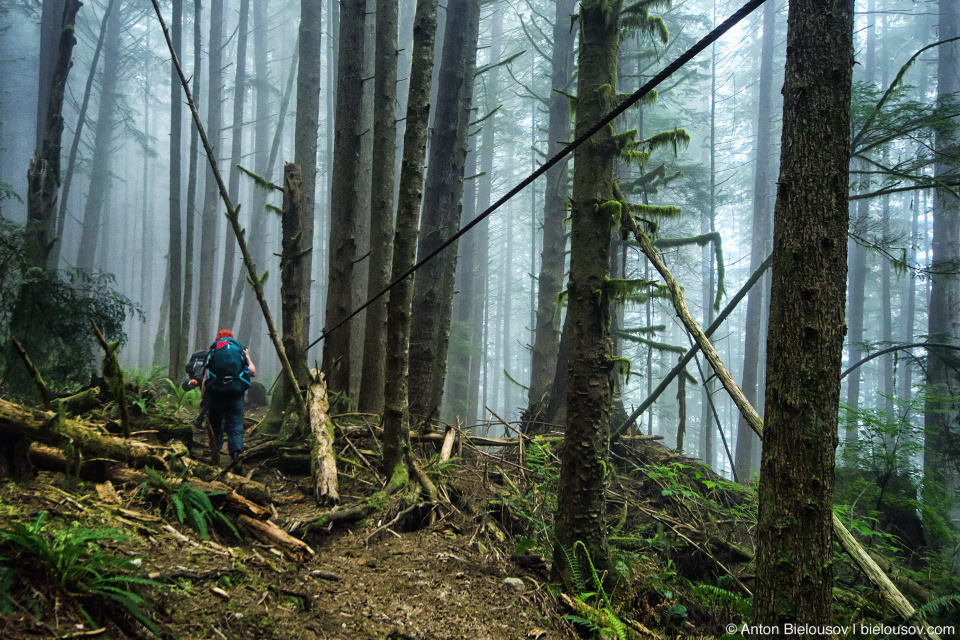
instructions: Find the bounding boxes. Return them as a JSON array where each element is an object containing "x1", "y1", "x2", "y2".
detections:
[{"x1": 206, "y1": 393, "x2": 245, "y2": 457}]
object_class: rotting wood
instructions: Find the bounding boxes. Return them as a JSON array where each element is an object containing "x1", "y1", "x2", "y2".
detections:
[
  {"x1": 238, "y1": 514, "x2": 314, "y2": 563},
  {"x1": 28, "y1": 442, "x2": 272, "y2": 518},
  {"x1": 3, "y1": 398, "x2": 166, "y2": 468},
  {"x1": 626, "y1": 213, "x2": 941, "y2": 640},
  {"x1": 308, "y1": 370, "x2": 339, "y2": 505},
  {"x1": 439, "y1": 426, "x2": 456, "y2": 463},
  {"x1": 52, "y1": 387, "x2": 101, "y2": 417}
]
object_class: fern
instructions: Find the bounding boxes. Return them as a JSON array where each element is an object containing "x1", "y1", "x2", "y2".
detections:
[
  {"x1": 906, "y1": 593, "x2": 960, "y2": 623},
  {"x1": 173, "y1": 482, "x2": 240, "y2": 541},
  {"x1": 0, "y1": 512, "x2": 164, "y2": 634},
  {"x1": 555, "y1": 540, "x2": 587, "y2": 594}
]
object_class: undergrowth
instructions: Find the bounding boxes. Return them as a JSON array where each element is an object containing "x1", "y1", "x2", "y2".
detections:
[{"x1": 0, "y1": 511, "x2": 163, "y2": 634}]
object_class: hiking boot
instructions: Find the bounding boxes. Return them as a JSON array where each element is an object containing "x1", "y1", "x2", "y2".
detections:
[{"x1": 230, "y1": 452, "x2": 244, "y2": 476}]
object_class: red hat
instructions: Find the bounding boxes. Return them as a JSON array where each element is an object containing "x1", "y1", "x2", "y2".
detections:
[{"x1": 216, "y1": 329, "x2": 234, "y2": 339}]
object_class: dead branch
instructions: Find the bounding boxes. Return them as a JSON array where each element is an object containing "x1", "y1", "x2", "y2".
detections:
[{"x1": 11, "y1": 339, "x2": 51, "y2": 409}]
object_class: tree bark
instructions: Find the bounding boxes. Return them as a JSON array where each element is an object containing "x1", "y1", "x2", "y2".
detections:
[
  {"x1": 195, "y1": 0, "x2": 224, "y2": 345},
  {"x1": 321, "y1": 0, "x2": 365, "y2": 399},
  {"x1": 24, "y1": 0, "x2": 81, "y2": 271},
  {"x1": 309, "y1": 370, "x2": 339, "y2": 505},
  {"x1": 755, "y1": 0, "x2": 853, "y2": 629},
  {"x1": 218, "y1": 0, "x2": 250, "y2": 330},
  {"x1": 295, "y1": 0, "x2": 322, "y2": 346},
  {"x1": 50, "y1": 0, "x2": 117, "y2": 269},
  {"x1": 181, "y1": 0, "x2": 203, "y2": 363},
  {"x1": 529, "y1": 0, "x2": 577, "y2": 408},
  {"x1": 924, "y1": 0, "x2": 960, "y2": 547},
  {"x1": 408, "y1": 0, "x2": 481, "y2": 426},
  {"x1": 358, "y1": 0, "x2": 400, "y2": 414},
  {"x1": 382, "y1": 0, "x2": 441, "y2": 475},
  {"x1": 280, "y1": 163, "x2": 308, "y2": 388},
  {"x1": 554, "y1": 0, "x2": 622, "y2": 588},
  {"x1": 733, "y1": 0, "x2": 775, "y2": 483}
]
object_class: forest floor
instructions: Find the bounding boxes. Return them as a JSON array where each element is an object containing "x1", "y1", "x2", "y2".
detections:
[
  {"x1": 0, "y1": 404, "x2": 577, "y2": 640},
  {"x1": 2, "y1": 393, "x2": 953, "y2": 640}
]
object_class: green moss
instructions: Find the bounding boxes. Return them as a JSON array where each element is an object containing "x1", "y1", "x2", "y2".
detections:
[{"x1": 596, "y1": 200, "x2": 623, "y2": 227}]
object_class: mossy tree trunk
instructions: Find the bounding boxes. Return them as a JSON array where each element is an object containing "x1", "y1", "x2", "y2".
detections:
[
  {"x1": 321, "y1": 0, "x2": 365, "y2": 400},
  {"x1": 281, "y1": 163, "x2": 309, "y2": 387},
  {"x1": 529, "y1": 0, "x2": 578, "y2": 412},
  {"x1": 554, "y1": 0, "x2": 622, "y2": 588},
  {"x1": 924, "y1": 0, "x2": 960, "y2": 547},
  {"x1": 382, "y1": 0, "x2": 440, "y2": 476},
  {"x1": 24, "y1": 0, "x2": 80, "y2": 271},
  {"x1": 755, "y1": 0, "x2": 853, "y2": 628},
  {"x1": 358, "y1": 0, "x2": 399, "y2": 415},
  {"x1": 408, "y1": 0, "x2": 481, "y2": 427}
]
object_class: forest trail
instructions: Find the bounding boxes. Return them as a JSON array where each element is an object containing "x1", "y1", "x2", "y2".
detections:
[{"x1": 0, "y1": 402, "x2": 572, "y2": 640}]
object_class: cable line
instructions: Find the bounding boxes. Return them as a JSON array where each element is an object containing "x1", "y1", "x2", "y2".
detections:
[{"x1": 306, "y1": 0, "x2": 770, "y2": 352}]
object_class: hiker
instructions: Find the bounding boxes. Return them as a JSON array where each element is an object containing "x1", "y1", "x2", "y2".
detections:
[
  {"x1": 182, "y1": 348, "x2": 210, "y2": 441},
  {"x1": 200, "y1": 329, "x2": 256, "y2": 469}
]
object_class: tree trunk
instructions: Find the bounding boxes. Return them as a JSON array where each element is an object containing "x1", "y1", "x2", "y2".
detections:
[
  {"x1": 924, "y1": 0, "x2": 960, "y2": 547},
  {"x1": 51, "y1": 0, "x2": 117, "y2": 269},
  {"x1": 76, "y1": 3, "x2": 121, "y2": 274},
  {"x1": 237, "y1": 0, "x2": 273, "y2": 347},
  {"x1": 529, "y1": 0, "x2": 577, "y2": 408},
  {"x1": 195, "y1": 0, "x2": 224, "y2": 345},
  {"x1": 449, "y1": 146, "x2": 479, "y2": 422},
  {"x1": 181, "y1": 0, "x2": 203, "y2": 361},
  {"x1": 24, "y1": 0, "x2": 80, "y2": 271},
  {"x1": 408, "y1": 0, "x2": 481, "y2": 426},
  {"x1": 755, "y1": 0, "x2": 853, "y2": 628},
  {"x1": 281, "y1": 163, "x2": 308, "y2": 388},
  {"x1": 844, "y1": 5, "x2": 875, "y2": 443},
  {"x1": 295, "y1": 0, "x2": 323, "y2": 345},
  {"x1": 382, "y1": 0, "x2": 441, "y2": 475},
  {"x1": 733, "y1": 0, "x2": 775, "y2": 483},
  {"x1": 321, "y1": 0, "x2": 365, "y2": 399},
  {"x1": 554, "y1": 0, "x2": 622, "y2": 588},
  {"x1": 166, "y1": 0, "x2": 184, "y2": 379},
  {"x1": 218, "y1": 0, "x2": 250, "y2": 330},
  {"x1": 358, "y1": 0, "x2": 400, "y2": 414},
  {"x1": 35, "y1": 0, "x2": 68, "y2": 149}
]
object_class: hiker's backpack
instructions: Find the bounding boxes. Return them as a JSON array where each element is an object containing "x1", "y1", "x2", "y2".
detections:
[
  {"x1": 204, "y1": 338, "x2": 251, "y2": 396},
  {"x1": 185, "y1": 349, "x2": 208, "y2": 381}
]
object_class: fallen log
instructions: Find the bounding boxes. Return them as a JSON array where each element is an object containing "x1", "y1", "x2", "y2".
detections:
[
  {"x1": 239, "y1": 515, "x2": 314, "y2": 563},
  {"x1": 28, "y1": 442, "x2": 271, "y2": 520},
  {"x1": 1, "y1": 397, "x2": 166, "y2": 468},
  {"x1": 308, "y1": 370, "x2": 339, "y2": 505},
  {"x1": 335, "y1": 426, "x2": 662, "y2": 448},
  {"x1": 52, "y1": 387, "x2": 102, "y2": 417}
]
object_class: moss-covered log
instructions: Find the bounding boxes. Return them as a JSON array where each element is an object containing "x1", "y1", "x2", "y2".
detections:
[
  {"x1": 50, "y1": 387, "x2": 101, "y2": 417},
  {"x1": 0, "y1": 398, "x2": 166, "y2": 468}
]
